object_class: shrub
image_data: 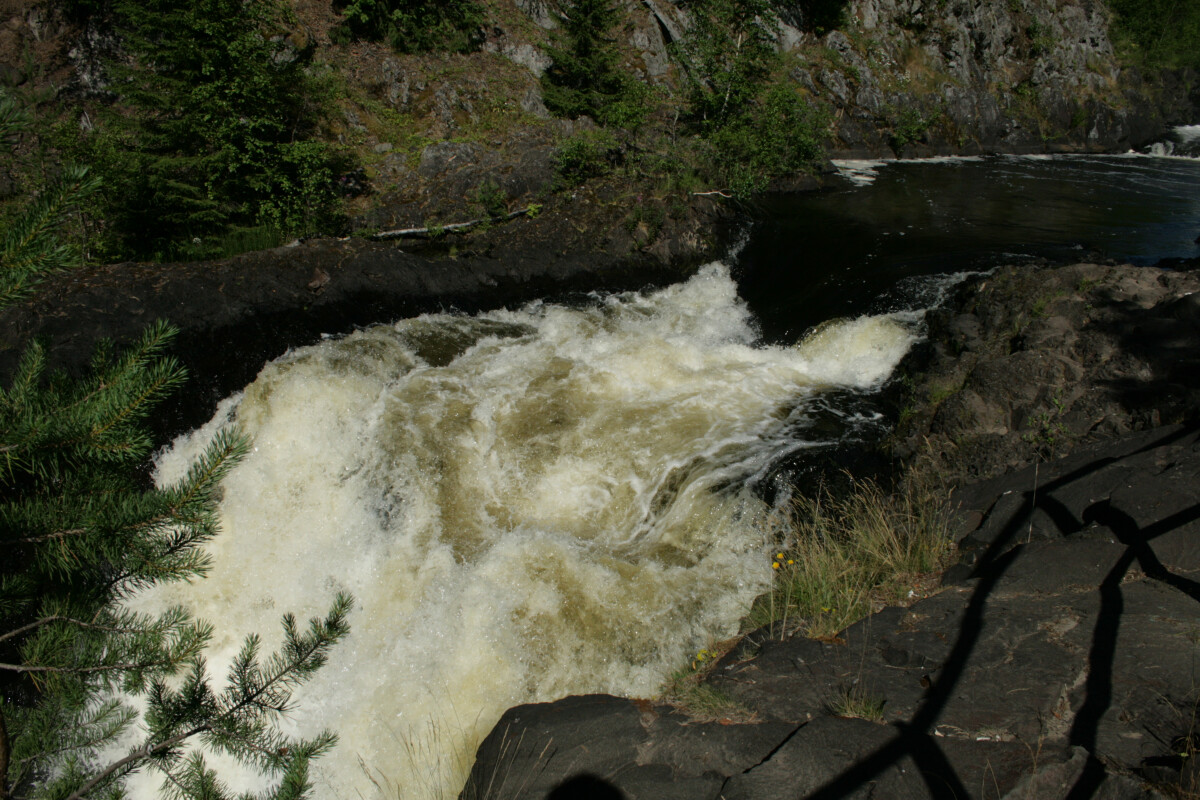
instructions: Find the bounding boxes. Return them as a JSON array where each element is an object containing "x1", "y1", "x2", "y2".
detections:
[
  {"x1": 332, "y1": 0, "x2": 486, "y2": 53},
  {"x1": 553, "y1": 129, "x2": 622, "y2": 187},
  {"x1": 701, "y1": 82, "x2": 828, "y2": 196},
  {"x1": 1108, "y1": 0, "x2": 1200, "y2": 70}
]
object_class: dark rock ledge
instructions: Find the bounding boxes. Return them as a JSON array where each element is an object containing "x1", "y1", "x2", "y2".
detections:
[
  {"x1": 0, "y1": 195, "x2": 729, "y2": 442},
  {"x1": 460, "y1": 261, "x2": 1200, "y2": 800}
]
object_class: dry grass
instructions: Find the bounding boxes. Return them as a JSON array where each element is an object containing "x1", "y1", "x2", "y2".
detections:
[
  {"x1": 659, "y1": 640, "x2": 758, "y2": 722},
  {"x1": 829, "y1": 682, "x2": 887, "y2": 723},
  {"x1": 746, "y1": 475, "x2": 955, "y2": 641}
]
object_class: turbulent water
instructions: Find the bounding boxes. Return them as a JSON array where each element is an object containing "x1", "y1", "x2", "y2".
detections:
[
  {"x1": 128, "y1": 263, "x2": 918, "y2": 799},
  {"x1": 1145, "y1": 124, "x2": 1200, "y2": 159}
]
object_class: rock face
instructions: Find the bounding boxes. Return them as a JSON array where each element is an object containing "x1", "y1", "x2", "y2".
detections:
[
  {"x1": 813, "y1": 0, "x2": 1196, "y2": 156},
  {"x1": 893, "y1": 262, "x2": 1200, "y2": 484},
  {"x1": 458, "y1": 262, "x2": 1200, "y2": 799}
]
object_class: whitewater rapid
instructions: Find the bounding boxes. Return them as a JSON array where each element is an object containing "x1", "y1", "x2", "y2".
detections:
[{"x1": 127, "y1": 262, "x2": 918, "y2": 799}]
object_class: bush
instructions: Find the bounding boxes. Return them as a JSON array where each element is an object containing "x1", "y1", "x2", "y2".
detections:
[
  {"x1": 554, "y1": 129, "x2": 622, "y2": 187},
  {"x1": 1108, "y1": 0, "x2": 1200, "y2": 70},
  {"x1": 332, "y1": 0, "x2": 486, "y2": 53},
  {"x1": 700, "y1": 82, "x2": 829, "y2": 197}
]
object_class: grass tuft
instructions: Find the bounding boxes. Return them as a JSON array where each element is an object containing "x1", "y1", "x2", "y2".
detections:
[
  {"x1": 746, "y1": 475, "x2": 954, "y2": 641},
  {"x1": 659, "y1": 642, "x2": 757, "y2": 722},
  {"x1": 829, "y1": 683, "x2": 887, "y2": 723}
]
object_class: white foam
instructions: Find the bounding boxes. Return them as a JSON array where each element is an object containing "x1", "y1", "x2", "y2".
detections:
[
  {"x1": 130, "y1": 263, "x2": 918, "y2": 799},
  {"x1": 832, "y1": 159, "x2": 889, "y2": 185}
]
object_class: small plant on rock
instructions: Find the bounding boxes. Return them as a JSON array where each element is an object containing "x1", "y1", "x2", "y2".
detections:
[
  {"x1": 747, "y1": 476, "x2": 953, "y2": 640},
  {"x1": 830, "y1": 683, "x2": 887, "y2": 723}
]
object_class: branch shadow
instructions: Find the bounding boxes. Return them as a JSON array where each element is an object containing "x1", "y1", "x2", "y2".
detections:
[{"x1": 801, "y1": 423, "x2": 1200, "y2": 799}]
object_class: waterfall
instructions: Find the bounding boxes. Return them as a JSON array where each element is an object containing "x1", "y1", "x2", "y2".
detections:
[
  {"x1": 125, "y1": 262, "x2": 918, "y2": 799},
  {"x1": 1144, "y1": 124, "x2": 1200, "y2": 159}
]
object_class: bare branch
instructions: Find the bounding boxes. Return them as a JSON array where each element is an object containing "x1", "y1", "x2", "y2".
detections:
[
  {"x1": 11, "y1": 528, "x2": 87, "y2": 545},
  {"x1": 0, "y1": 660, "x2": 173, "y2": 675},
  {"x1": 369, "y1": 207, "x2": 535, "y2": 240},
  {"x1": 63, "y1": 725, "x2": 208, "y2": 800}
]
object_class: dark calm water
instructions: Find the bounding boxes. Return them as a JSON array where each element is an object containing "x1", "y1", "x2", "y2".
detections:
[{"x1": 736, "y1": 153, "x2": 1200, "y2": 343}]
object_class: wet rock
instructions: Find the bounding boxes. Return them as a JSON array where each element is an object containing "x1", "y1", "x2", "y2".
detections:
[
  {"x1": 462, "y1": 422, "x2": 1200, "y2": 800},
  {"x1": 459, "y1": 262, "x2": 1200, "y2": 798}
]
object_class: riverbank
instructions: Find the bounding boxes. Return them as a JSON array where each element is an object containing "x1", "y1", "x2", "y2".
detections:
[
  {"x1": 458, "y1": 258, "x2": 1200, "y2": 799},
  {"x1": 0, "y1": 189, "x2": 732, "y2": 442},
  {"x1": 3, "y1": 0, "x2": 1196, "y2": 269}
]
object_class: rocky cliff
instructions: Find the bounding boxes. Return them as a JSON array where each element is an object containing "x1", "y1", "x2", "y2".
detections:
[
  {"x1": 809, "y1": 0, "x2": 1197, "y2": 156},
  {"x1": 3, "y1": 0, "x2": 1194, "y2": 239}
]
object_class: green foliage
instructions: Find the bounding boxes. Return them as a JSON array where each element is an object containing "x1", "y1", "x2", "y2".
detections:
[
  {"x1": 1108, "y1": 0, "x2": 1200, "y2": 70},
  {"x1": 787, "y1": 0, "x2": 849, "y2": 35},
  {"x1": 554, "y1": 129, "x2": 622, "y2": 187},
  {"x1": 332, "y1": 0, "x2": 486, "y2": 53},
  {"x1": 0, "y1": 321, "x2": 353, "y2": 798},
  {"x1": 672, "y1": 1, "x2": 828, "y2": 197},
  {"x1": 659, "y1": 646, "x2": 755, "y2": 722},
  {"x1": 474, "y1": 180, "x2": 508, "y2": 219},
  {"x1": 73, "y1": 0, "x2": 348, "y2": 261},
  {"x1": 0, "y1": 164, "x2": 101, "y2": 307},
  {"x1": 0, "y1": 133, "x2": 350, "y2": 798},
  {"x1": 1, "y1": 91, "x2": 101, "y2": 304},
  {"x1": 829, "y1": 684, "x2": 887, "y2": 722},
  {"x1": 887, "y1": 104, "x2": 941, "y2": 153},
  {"x1": 541, "y1": 0, "x2": 650, "y2": 129},
  {"x1": 1026, "y1": 19, "x2": 1056, "y2": 57},
  {"x1": 677, "y1": 0, "x2": 781, "y2": 130},
  {"x1": 701, "y1": 82, "x2": 828, "y2": 197}
]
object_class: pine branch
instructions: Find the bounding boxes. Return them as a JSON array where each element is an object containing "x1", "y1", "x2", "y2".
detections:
[
  {"x1": 58, "y1": 595, "x2": 351, "y2": 799},
  {"x1": 1, "y1": 701, "x2": 10, "y2": 800},
  {"x1": 0, "y1": 614, "x2": 150, "y2": 645},
  {"x1": 0, "y1": 165, "x2": 101, "y2": 304},
  {"x1": 0, "y1": 659, "x2": 179, "y2": 675},
  {"x1": 62, "y1": 723, "x2": 210, "y2": 800}
]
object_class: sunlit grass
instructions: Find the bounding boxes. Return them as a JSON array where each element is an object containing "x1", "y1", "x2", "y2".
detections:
[{"x1": 746, "y1": 475, "x2": 955, "y2": 641}]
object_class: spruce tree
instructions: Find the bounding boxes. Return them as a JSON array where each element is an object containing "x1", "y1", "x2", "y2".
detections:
[
  {"x1": 79, "y1": 0, "x2": 345, "y2": 260},
  {"x1": 0, "y1": 92, "x2": 350, "y2": 800},
  {"x1": 540, "y1": 0, "x2": 649, "y2": 129}
]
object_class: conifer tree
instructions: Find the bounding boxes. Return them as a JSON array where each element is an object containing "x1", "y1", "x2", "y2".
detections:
[
  {"x1": 78, "y1": 0, "x2": 345, "y2": 260},
  {"x1": 332, "y1": 0, "x2": 486, "y2": 54},
  {"x1": 0, "y1": 92, "x2": 350, "y2": 800},
  {"x1": 541, "y1": 0, "x2": 649, "y2": 129}
]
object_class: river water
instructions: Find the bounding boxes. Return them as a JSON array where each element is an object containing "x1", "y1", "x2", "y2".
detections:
[{"x1": 129, "y1": 143, "x2": 1200, "y2": 799}]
